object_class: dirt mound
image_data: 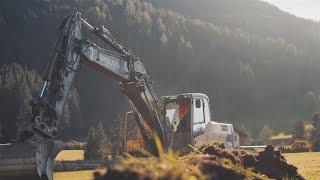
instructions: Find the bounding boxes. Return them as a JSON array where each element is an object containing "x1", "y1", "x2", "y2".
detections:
[
  {"x1": 186, "y1": 154, "x2": 264, "y2": 180},
  {"x1": 95, "y1": 154, "x2": 263, "y2": 180},
  {"x1": 95, "y1": 144, "x2": 304, "y2": 180},
  {"x1": 198, "y1": 143, "x2": 242, "y2": 164},
  {"x1": 198, "y1": 143, "x2": 304, "y2": 180},
  {"x1": 246, "y1": 145, "x2": 304, "y2": 180},
  {"x1": 94, "y1": 166, "x2": 153, "y2": 180}
]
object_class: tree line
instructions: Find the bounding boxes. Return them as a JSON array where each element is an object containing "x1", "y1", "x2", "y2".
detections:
[{"x1": 0, "y1": 63, "x2": 80, "y2": 141}]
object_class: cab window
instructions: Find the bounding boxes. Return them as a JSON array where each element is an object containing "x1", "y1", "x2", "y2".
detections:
[{"x1": 193, "y1": 99, "x2": 205, "y2": 124}]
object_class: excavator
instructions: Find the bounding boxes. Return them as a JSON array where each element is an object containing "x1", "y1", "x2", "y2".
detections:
[{"x1": 0, "y1": 12, "x2": 236, "y2": 180}]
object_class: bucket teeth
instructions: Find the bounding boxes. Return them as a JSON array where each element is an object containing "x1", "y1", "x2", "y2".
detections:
[{"x1": 36, "y1": 140, "x2": 64, "y2": 180}]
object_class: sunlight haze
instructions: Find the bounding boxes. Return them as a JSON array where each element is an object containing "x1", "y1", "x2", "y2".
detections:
[
  {"x1": 262, "y1": 0, "x2": 320, "y2": 20},
  {"x1": 1, "y1": 1, "x2": 320, "y2": 179}
]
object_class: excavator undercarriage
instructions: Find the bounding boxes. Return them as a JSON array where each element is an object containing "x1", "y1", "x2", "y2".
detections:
[{"x1": 0, "y1": 143, "x2": 39, "y2": 179}]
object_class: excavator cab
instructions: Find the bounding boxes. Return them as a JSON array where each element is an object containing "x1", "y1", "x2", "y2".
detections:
[
  {"x1": 164, "y1": 93, "x2": 237, "y2": 149},
  {"x1": 162, "y1": 94, "x2": 192, "y2": 150},
  {"x1": 124, "y1": 93, "x2": 212, "y2": 153},
  {"x1": 162, "y1": 93, "x2": 211, "y2": 150}
]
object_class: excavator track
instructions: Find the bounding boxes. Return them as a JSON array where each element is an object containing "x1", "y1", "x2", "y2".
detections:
[{"x1": 0, "y1": 143, "x2": 40, "y2": 180}]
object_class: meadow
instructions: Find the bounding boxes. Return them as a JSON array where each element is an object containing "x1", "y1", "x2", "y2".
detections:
[
  {"x1": 54, "y1": 150, "x2": 92, "y2": 180},
  {"x1": 54, "y1": 170, "x2": 95, "y2": 180},
  {"x1": 55, "y1": 150, "x2": 84, "y2": 161},
  {"x1": 283, "y1": 152, "x2": 320, "y2": 180}
]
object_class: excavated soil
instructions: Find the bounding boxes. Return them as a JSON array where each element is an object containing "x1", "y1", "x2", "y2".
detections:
[
  {"x1": 94, "y1": 144, "x2": 305, "y2": 180},
  {"x1": 94, "y1": 167, "x2": 153, "y2": 180},
  {"x1": 244, "y1": 145, "x2": 304, "y2": 180}
]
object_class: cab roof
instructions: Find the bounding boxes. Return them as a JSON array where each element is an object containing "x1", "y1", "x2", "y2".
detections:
[{"x1": 161, "y1": 93, "x2": 209, "y2": 101}]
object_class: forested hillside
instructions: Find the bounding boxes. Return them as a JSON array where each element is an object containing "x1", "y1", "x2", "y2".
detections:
[
  {"x1": 0, "y1": 0, "x2": 319, "y2": 138},
  {"x1": 148, "y1": 0, "x2": 320, "y2": 57},
  {"x1": 0, "y1": 63, "x2": 80, "y2": 140}
]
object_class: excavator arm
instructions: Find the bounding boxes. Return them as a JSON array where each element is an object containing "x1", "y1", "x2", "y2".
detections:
[
  {"x1": 13, "y1": 12, "x2": 163, "y2": 180},
  {"x1": 79, "y1": 39, "x2": 164, "y2": 141}
]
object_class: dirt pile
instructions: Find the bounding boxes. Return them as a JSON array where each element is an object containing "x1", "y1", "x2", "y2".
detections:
[
  {"x1": 185, "y1": 154, "x2": 264, "y2": 180},
  {"x1": 94, "y1": 143, "x2": 304, "y2": 180},
  {"x1": 198, "y1": 143, "x2": 304, "y2": 180},
  {"x1": 242, "y1": 145, "x2": 304, "y2": 180},
  {"x1": 94, "y1": 154, "x2": 204, "y2": 180},
  {"x1": 198, "y1": 143, "x2": 242, "y2": 165},
  {"x1": 94, "y1": 166, "x2": 153, "y2": 180}
]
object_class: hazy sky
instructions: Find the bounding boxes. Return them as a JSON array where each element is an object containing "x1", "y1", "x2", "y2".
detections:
[{"x1": 261, "y1": 0, "x2": 320, "y2": 21}]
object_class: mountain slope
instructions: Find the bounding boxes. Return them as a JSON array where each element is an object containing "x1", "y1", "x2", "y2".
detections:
[
  {"x1": 147, "y1": 0, "x2": 320, "y2": 57},
  {"x1": 0, "y1": 0, "x2": 319, "y2": 137}
]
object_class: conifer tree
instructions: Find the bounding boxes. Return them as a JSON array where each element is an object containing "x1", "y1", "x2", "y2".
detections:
[
  {"x1": 84, "y1": 121, "x2": 111, "y2": 160},
  {"x1": 292, "y1": 119, "x2": 305, "y2": 141},
  {"x1": 310, "y1": 113, "x2": 320, "y2": 151},
  {"x1": 259, "y1": 124, "x2": 273, "y2": 145},
  {"x1": 84, "y1": 126, "x2": 98, "y2": 160}
]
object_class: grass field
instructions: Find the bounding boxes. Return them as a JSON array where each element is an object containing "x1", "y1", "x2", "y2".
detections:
[
  {"x1": 283, "y1": 152, "x2": 320, "y2": 180},
  {"x1": 54, "y1": 150, "x2": 102, "y2": 180},
  {"x1": 271, "y1": 132, "x2": 292, "y2": 140},
  {"x1": 55, "y1": 150, "x2": 85, "y2": 161},
  {"x1": 54, "y1": 168, "x2": 106, "y2": 180},
  {"x1": 54, "y1": 170, "x2": 95, "y2": 180}
]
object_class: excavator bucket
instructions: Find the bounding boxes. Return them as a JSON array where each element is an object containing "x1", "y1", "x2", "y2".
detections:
[
  {"x1": 0, "y1": 140, "x2": 63, "y2": 180},
  {"x1": 0, "y1": 143, "x2": 40, "y2": 180}
]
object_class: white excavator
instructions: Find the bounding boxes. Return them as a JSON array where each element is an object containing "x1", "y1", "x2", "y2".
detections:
[{"x1": 0, "y1": 12, "x2": 236, "y2": 180}]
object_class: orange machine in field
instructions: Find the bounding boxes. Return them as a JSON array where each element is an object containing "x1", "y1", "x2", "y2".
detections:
[{"x1": 125, "y1": 111, "x2": 152, "y2": 152}]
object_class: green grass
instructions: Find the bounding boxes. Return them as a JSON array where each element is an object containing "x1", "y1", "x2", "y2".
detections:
[
  {"x1": 283, "y1": 152, "x2": 320, "y2": 180},
  {"x1": 55, "y1": 150, "x2": 84, "y2": 161}
]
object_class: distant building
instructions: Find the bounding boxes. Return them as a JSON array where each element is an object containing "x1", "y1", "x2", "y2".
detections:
[{"x1": 233, "y1": 130, "x2": 240, "y2": 147}]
